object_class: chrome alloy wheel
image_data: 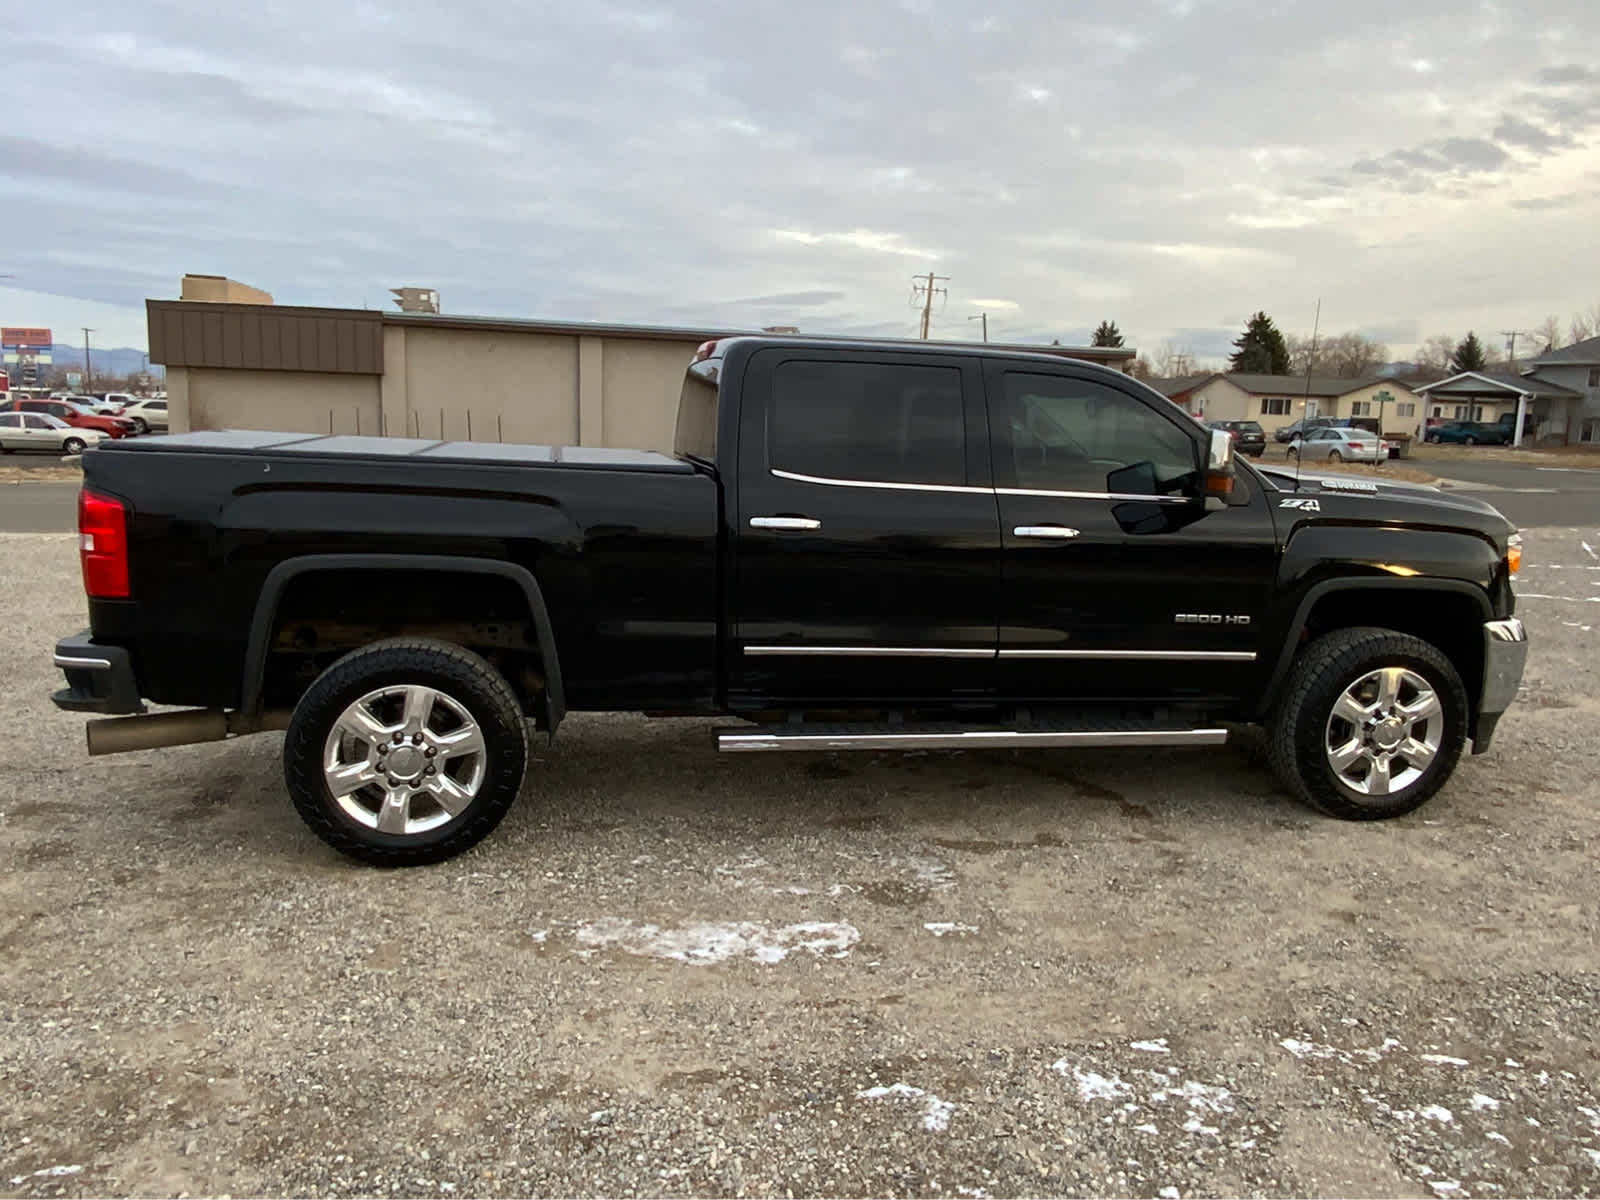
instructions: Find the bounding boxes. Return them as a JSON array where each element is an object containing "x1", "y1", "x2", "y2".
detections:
[
  {"x1": 1323, "y1": 666, "x2": 1443, "y2": 797},
  {"x1": 322, "y1": 684, "x2": 487, "y2": 835}
]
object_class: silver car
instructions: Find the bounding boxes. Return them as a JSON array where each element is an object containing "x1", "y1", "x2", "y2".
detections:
[
  {"x1": 119, "y1": 396, "x2": 170, "y2": 434},
  {"x1": 0, "y1": 411, "x2": 106, "y2": 455},
  {"x1": 1287, "y1": 425, "x2": 1390, "y2": 464}
]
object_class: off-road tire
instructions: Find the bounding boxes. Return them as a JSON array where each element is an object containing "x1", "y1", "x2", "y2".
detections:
[
  {"x1": 1267, "y1": 626, "x2": 1469, "y2": 821},
  {"x1": 284, "y1": 638, "x2": 528, "y2": 866}
]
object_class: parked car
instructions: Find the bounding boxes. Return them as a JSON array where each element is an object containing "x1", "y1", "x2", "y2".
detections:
[
  {"x1": 0, "y1": 398, "x2": 138, "y2": 438},
  {"x1": 1274, "y1": 417, "x2": 1334, "y2": 443},
  {"x1": 1425, "y1": 421, "x2": 1510, "y2": 446},
  {"x1": 1286, "y1": 425, "x2": 1391, "y2": 464},
  {"x1": 48, "y1": 336, "x2": 1529, "y2": 867},
  {"x1": 119, "y1": 396, "x2": 169, "y2": 434},
  {"x1": 1207, "y1": 419, "x2": 1265, "y2": 458},
  {"x1": 64, "y1": 393, "x2": 124, "y2": 416},
  {"x1": 0, "y1": 411, "x2": 105, "y2": 455}
]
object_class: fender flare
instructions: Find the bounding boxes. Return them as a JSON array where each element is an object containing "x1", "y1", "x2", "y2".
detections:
[
  {"x1": 1255, "y1": 577, "x2": 1491, "y2": 719},
  {"x1": 239, "y1": 553, "x2": 566, "y2": 733}
]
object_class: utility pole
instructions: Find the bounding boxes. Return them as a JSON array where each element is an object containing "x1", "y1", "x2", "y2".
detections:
[
  {"x1": 1500, "y1": 329, "x2": 1540, "y2": 366},
  {"x1": 82, "y1": 327, "x2": 94, "y2": 389},
  {"x1": 910, "y1": 272, "x2": 949, "y2": 340},
  {"x1": 968, "y1": 312, "x2": 988, "y2": 342}
]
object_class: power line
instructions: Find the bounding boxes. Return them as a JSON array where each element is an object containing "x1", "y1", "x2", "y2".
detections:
[{"x1": 910, "y1": 272, "x2": 949, "y2": 340}]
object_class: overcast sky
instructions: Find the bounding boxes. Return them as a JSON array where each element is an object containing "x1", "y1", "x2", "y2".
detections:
[{"x1": 7, "y1": 0, "x2": 1599, "y2": 359}]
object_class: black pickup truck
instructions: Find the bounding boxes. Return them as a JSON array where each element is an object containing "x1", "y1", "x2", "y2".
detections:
[{"x1": 52, "y1": 336, "x2": 1528, "y2": 865}]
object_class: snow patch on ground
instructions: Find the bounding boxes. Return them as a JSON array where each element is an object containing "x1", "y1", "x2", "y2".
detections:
[
  {"x1": 9, "y1": 1166, "x2": 83, "y2": 1184},
  {"x1": 1280, "y1": 1035, "x2": 1403, "y2": 1064},
  {"x1": 1420, "y1": 1053, "x2": 1469, "y2": 1067},
  {"x1": 923, "y1": 921, "x2": 979, "y2": 937},
  {"x1": 1470, "y1": 1093, "x2": 1501, "y2": 1112},
  {"x1": 574, "y1": 918, "x2": 858, "y2": 965},
  {"x1": 1131, "y1": 1038, "x2": 1171, "y2": 1054},
  {"x1": 1420, "y1": 1104, "x2": 1454, "y2": 1124},
  {"x1": 858, "y1": 1082, "x2": 956, "y2": 1132},
  {"x1": 1052, "y1": 1060, "x2": 1132, "y2": 1102}
]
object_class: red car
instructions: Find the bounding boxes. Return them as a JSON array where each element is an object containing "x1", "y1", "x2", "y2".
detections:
[{"x1": 2, "y1": 398, "x2": 138, "y2": 438}]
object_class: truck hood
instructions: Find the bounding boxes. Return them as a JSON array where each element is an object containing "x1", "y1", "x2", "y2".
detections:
[{"x1": 1255, "y1": 464, "x2": 1516, "y2": 541}]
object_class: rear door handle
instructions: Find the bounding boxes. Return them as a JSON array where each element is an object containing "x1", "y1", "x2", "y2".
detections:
[
  {"x1": 1013, "y1": 525, "x2": 1080, "y2": 539},
  {"x1": 750, "y1": 516, "x2": 822, "y2": 531}
]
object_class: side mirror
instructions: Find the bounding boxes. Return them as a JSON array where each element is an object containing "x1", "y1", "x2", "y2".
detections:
[{"x1": 1203, "y1": 427, "x2": 1235, "y2": 511}]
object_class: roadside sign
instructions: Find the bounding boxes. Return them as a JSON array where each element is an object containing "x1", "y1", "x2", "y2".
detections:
[
  {"x1": 0, "y1": 327, "x2": 52, "y2": 348},
  {"x1": 66, "y1": 371, "x2": 83, "y2": 389}
]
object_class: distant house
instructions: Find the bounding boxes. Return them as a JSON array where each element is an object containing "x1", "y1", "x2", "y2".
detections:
[
  {"x1": 1148, "y1": 373, "x2": 1423, "y2": 438},
  {"x1": 1521, "y1": 336, "x2": 1600, "y2": 443},
  {"x1": 1414, "y1": 370, "x2": 1583, "y2": 445}
]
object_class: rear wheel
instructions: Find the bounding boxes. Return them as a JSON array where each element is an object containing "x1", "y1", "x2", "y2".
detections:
[
  {"x1": 1328, "y1": 450, "x2": 1343, "y2": 463},
  {"x1": 1463, "y1": 435, "x2": 1476, "y2": 445},
  {"x1": 1267, "y1": 627, "x2": 1468, "y2": 821},
  {"x1": 62, "y1": 437, "x2": 87, "y2": 455},
  {"x1": 283, "y1": 638, "x2": 529, "y2": 866}
]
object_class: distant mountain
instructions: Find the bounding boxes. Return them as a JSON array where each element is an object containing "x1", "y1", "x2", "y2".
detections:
[{"x1": 22, "y1": 344, "x2": 164, "y2": 379}]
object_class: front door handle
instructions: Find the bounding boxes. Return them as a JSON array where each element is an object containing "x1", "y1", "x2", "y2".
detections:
[
  {"x1": 1013, "y1": 525, "x2": 1080, "y2": 539},
  {"x1": 750, "y1": 516, "x2": 822, "y2": 531}
]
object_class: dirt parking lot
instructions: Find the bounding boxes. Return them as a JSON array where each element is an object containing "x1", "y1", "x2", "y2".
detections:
[{"x1": 2, "y1": 530, "x2": 1598, "y2": 1199}]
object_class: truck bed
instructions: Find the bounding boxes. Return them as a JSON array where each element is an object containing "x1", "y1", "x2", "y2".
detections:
[{"x1": 101, "y1": 431, "x2": 696, "y2": 472}]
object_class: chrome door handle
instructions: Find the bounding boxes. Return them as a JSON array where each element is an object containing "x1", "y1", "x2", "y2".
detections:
[
  {"x1": 750, "y1": 516, "x2": 822, "y2": 531},
  {"x1": 1013, "y1": 525, "x2": 1080, "y2": 539}
]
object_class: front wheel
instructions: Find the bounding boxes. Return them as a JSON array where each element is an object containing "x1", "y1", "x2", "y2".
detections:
[
  {"x1": 130, "y1": 418, "x2": 149, "y2": 435},
  {"x1": 283, "y1": 638, "x2": 529, "y2": 865},
  {"x1": 62, "y1": 437, "x2": 87, "y2": 455},
  {"x1": 1267, "y1": 627, "x2": 1468, "y2": 820},
  {"x1": 1463, "y1": 436, "x2": 1476, "y2": 445}
]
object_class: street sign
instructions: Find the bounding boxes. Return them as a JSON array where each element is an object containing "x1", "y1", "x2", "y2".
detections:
[
  {"x1": 1, "y1": 327, "x2": 52, "y2": 348},
  {"x1": 3, "y1": 351, "x2": 51, "y2": 364}
]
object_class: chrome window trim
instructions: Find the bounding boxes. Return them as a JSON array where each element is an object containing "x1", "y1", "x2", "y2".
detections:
[
  {"x1": 997, "y1": 649, "x2": 1258, "y2": 662},
  {"x1": 770, "y1": 467, "x2": 1192, "y2": 505},
  {"x1": 769, "y1": 467, "x2": 989, "y2": 496},
  {"x1": 996, "y1": 487, "x2": 1191, "y2": 505},
  {"x1": 744, "y1": 645, "x2": 995, "y2": 658}
]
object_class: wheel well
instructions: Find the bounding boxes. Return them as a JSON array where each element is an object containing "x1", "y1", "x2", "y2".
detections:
[
  {"x1": 260, "y1": 569, "x2": 549, "y2": 719},
  {"x1": 1299, "y1": 588, "x2": 1484, "y2": 707}
]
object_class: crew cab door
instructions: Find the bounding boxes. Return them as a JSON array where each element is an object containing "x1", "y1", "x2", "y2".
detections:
[
  {"x1": 729, "y1": 348, "x2": 999, "y2": 706},
  {"x1": 986, "y1": 363, "x2": 1278, "y2": 704}
]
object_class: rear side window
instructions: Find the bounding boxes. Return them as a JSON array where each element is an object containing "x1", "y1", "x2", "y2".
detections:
[
  {"x1": 769, "y1": 361, "x2": 965, "y2": 486},
  {"x1": 674, "y1": 360, "x2": 720, "y2": 461}
]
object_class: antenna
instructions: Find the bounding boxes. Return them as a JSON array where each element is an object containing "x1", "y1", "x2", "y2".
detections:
[{"x1": 1295, "y1": 299, "x2": 1321, "y2": 492}]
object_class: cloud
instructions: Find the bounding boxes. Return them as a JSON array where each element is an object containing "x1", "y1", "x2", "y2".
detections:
[{"x1": 3, "y1": 0, "x2": 1598, "y2": 363}]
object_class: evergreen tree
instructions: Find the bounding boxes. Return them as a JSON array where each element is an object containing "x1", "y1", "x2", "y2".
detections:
[
  {"x1": 1091, "y1": 320, "x2": 1124, "y2": 348},
  {"x1": 1450, "y1": 331, "x2": 1488, "y2": 373},
  {"x1": 1227, "y1": 311, "x2": 1291, "y2": 374}
]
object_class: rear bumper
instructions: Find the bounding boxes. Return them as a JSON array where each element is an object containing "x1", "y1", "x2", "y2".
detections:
[
  {"x1": 1472, "y1": 617, "x2": 1528, "y2": 753},
  {"x1": 51, "y1": 630, "x2": 144, "y2": 715}
]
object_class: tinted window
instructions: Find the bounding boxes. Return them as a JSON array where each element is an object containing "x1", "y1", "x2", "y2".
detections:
[
  {"x1": 149, "y1": 400, "x2": 167, "y2": 411},
  {"x1": 770, "y1": 360, "x2": 965, "y2": 486},
  {"x1": 1004, "y1": 373, "x2": 1196, "y2": 494},
  {"x1": 674, "y1": 359, "x2": 719, "y2": 460}
]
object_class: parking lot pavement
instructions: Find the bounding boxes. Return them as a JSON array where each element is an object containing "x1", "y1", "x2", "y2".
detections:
[{"x1": 4, "y1": 530, "x2": 1599, "y2": 1198}]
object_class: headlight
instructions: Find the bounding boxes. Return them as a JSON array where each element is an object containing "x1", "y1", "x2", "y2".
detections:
[{"x1": 1506, "y1": 532, "x2": 1523, "y2": 580}]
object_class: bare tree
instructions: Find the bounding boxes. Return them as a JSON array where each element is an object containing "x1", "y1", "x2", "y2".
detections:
[
  {"x1": 1150, "y1": 340, "x2": 1199, "y2": 377},
  {"x1": 1570, "y1": 303, "x2": 1600, "y2": 344},
  {"x1": 1129, "y1": 353, "x2": 1155, "y2": 381},
  {"x1": 1285, "y1": 332, "x2": 1322, "y2": 375},
  {"x1": 1324, "y1": 332, "x2": 1389, "y2": 378},
  {"x1": 1413, "y1": 333, "x2": 1456, "y2": 379},
  {"x1": 1535, "y1": 314, "x2": 1564, "y2": 353}
]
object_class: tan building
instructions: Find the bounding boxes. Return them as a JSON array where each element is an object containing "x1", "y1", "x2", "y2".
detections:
[
  {"x1": 147, "y1": 298, "x2": 1137, "y2": 449},
  {"x1": 179, "y1": 274, "x2": 274, "y2": 305},
  {"x1": 1154, "y1": 373, "x2": 1423, "y2": 439}
]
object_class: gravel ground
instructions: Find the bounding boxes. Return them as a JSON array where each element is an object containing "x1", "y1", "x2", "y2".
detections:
[{"x1": 2, "y1": 530, "x2": 1598, "y2": 1199}]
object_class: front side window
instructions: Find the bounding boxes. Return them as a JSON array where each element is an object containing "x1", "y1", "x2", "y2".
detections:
[
  {"x1": 769, "y1": 360, "x2": 965, "y2": 486},
  {"x1": 1004, "y1": 373, "x2": 1196, "y2": 495}
]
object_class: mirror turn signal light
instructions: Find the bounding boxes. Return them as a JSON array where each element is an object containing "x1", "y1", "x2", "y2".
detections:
[{"x1": 1506, "y1": 533, "x2": 1523, "y2": 579}]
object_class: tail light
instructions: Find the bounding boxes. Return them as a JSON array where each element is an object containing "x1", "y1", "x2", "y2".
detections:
[
  {"x1": 79, "y1": 488, "x2": 130, "y2": 598},
  {"x1": 1348, "y1": 441, "x2": 1366, "y2": 449}
]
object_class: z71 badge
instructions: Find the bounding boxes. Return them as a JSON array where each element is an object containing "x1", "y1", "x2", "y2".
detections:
[{"x1": 1279, "y1": 497, "x2": 1321, "y2": 511}]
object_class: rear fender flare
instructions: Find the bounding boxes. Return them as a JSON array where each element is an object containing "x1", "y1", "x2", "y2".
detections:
[{"x1": 240, "y1": 553, "x2": 565, "y2": 733}]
